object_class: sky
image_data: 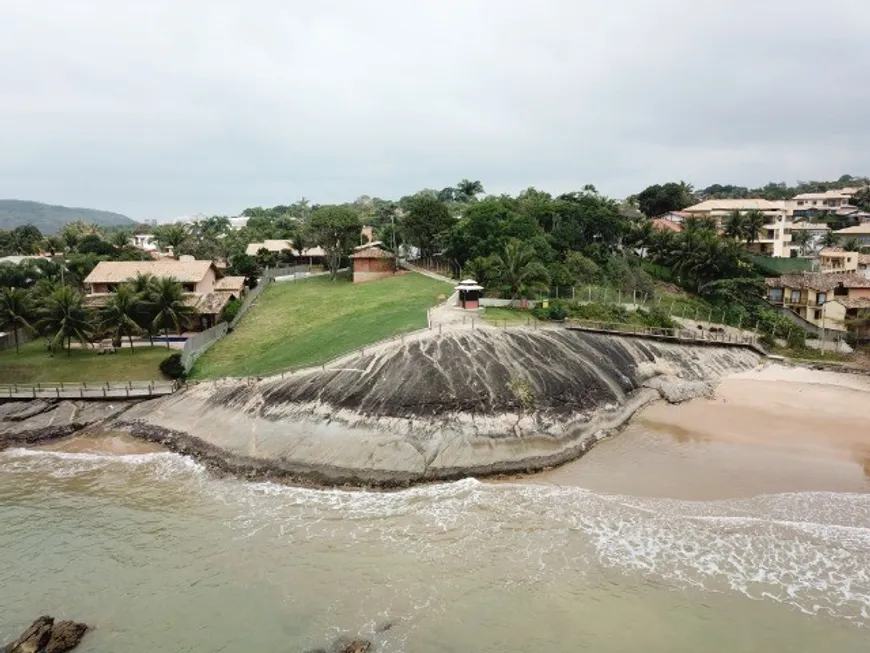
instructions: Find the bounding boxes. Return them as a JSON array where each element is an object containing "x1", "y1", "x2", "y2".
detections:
[{"x1": 1, "y1": 0, "x2": 868, "y2": 221}]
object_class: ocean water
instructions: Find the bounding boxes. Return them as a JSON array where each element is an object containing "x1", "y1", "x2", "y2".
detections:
[{"x1": 0, "y1": 447, "x2": 868, "y2": 652}]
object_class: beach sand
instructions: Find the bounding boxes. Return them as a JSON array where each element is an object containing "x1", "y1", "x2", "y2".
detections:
[{"x1": 530, "y1": 364, "x2": 870, "y2": 499}]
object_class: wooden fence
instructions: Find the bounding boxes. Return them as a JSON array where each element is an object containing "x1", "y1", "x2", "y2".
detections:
[{"x1": 0, "y1": 380, "x2": 179, "y2": 401}]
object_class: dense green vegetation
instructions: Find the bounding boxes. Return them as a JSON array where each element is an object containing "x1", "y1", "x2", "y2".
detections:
[
  {"x1": 0, "y1": 199, "x2": 133, "y2": 234},
  {"x1": 191, "y1": 273, "x2": 452, "y2": 379},
  {"x1": 0, "y1": 341, "x2": 169, "y2": 383}
]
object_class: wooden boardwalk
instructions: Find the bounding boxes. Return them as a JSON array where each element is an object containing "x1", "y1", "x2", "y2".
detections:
[{"x1": 0, "y1": 380, "x2": 178, "y2": 401}]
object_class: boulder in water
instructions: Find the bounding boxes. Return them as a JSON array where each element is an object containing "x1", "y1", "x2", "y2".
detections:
[
  {"x1": 3, "y1": 616, "x2": 88, "y2": 653},
  {"x1": 330, "y1": 638, "x2": 372, "y2": 653}
]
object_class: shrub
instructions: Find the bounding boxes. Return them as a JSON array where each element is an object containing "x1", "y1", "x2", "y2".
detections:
[
  {"x1": 637, "y1": 306, "x2": 677, "y2": 330},
  {"x1": 223, "y1": 298, "x2": 243, "y2": 323},
  {"x1": 759, "y1": 333, "x2": 776, "y2": 349},
  {"x1": 548, "y1": 302, "x2": 568, "y2": 320},
  {"x1": 787, "y1": 328, "x2": 807, "y2": 350},
  {"x1": 159, "y1": 352, "x2": 186, "y2": 379}
]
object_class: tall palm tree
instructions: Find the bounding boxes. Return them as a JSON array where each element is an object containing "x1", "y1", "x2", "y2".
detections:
[
  {"x1": 723, "y1": 210, "x2": 747, "y2": 240},
  {"x1": 743, "y1": 210, "x2": 767, "y2": 246},
  {"x1": 790, "y1": 229, "x2": 811, "y2": 255},
  {"x1": 130, "y1": 272, "x2": 157, "y2": 345},
  {"x1": 37, "y1": 286, "x2": 92, "y2": 356},
  {"x1": 456, "y1": 179, "x2": 484, "y2": 203},
  {"x1": 0, "y1": 287, "x2": 34, "y2": 354},
  {"x1": 821, "y1": 231, "x2": 839, "y2": 248},
  {"x1": 101, "y1": 285, "x2": 142, "y2": 353},
  {"x1": 147, "y1": 278, "x2": 197, "y2": 348},
  {"x1": 493, "y1": 239, "x2": 550, "y2": 298}
]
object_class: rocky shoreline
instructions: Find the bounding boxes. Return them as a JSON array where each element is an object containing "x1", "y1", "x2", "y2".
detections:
[{"x1": 2, "y1": 330, "x2": 762, "y2": 488}]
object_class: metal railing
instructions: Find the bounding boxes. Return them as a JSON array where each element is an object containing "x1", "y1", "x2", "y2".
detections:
[{"x1": 0, "y1": 380, "x2": 179, "y2": 400}]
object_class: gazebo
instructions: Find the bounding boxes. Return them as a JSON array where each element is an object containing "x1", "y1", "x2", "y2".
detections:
[{"x1": 455, "y1": 279, "x2": 483, "y2": 309}]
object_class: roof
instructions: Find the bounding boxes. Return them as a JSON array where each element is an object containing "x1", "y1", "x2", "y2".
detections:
[
  {"x1": 0, "y1": 255, "x2": 42, "y2": 265},
  {"x1": 793, "y1": 191, "x2": 850, "y2": 201},
  {"x1": 858, "y1": 254, "x2": 870, "y2": 265},
  {"x1": 354, "y1": 240, "x2": 386, "y2": 251},
  {"x1": 833, "y1": 225, "x2": 870, "y2": 235},
  {"x1": 684, "y1": 199, "x2": 785, "y2": 212},
  {"x1": 350, "y1": 244, "x2": 394, "y2": 259},
  {"x1": 188, "y1": 292, "x2": 232, "y2": 315},
  {"x1": 84, "y1": 260, "x2": 216, "y2": 284},
  {"x1": 819, "y1": 247, "x2": 849, "y2": 257},
  {"x1": 650, "y1": 218, "x2": 682, "y2": 233},
  {"x1": 790, "y1": 222, "x2": 830, "y2": 231},
  {"x1": 829, "y1": 297, "x2": 870, "y2": 309},
  {"x1": 214, "y1": 276, "x2": 246, "y2": 292},
  {"x1": 765, "y1": 272, "x2": 870, "y2": 291}
]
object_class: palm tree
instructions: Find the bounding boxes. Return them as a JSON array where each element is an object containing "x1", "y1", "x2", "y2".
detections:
[
  {"x1": 842, "y1": 237, "x2": 862, "y2": 252},
  {"x1": 0, "y1": 287, "x2": 34, "y2": 353},
  {"x1": 456, "y1": 179, "x2": 484, "y2": 203},
  {"x1": 629, "y1": 220, "x2": 655, "y2": 259},
  {"x1": 493, "y1": 239, "x2": 550, "y2": 298},
  {"x1": 130, "y1": 272, "x2": 157, "y2": 345},
  {"x1": 790, "y1": 229, "x2": 811, "y2": 255},
  {"x1": 154, "y1": 224, "x2": 188, "y2": 258},
  {"x1": 147, "y1": 278, "x2": 197, "y2": 348},
  {"x1": 723, "y1": 210, "x2": 747, "y2": 240},
  {"x1": 821, "y1": 231, "x2": 839, "y2": 248},
  {"x1": 743, "y1": 210, "x2": 767, "y2": 246},
  {"x1": 42, "y1": 235, "x2": 65, "y2": 257},
  {"x1": 101, "y1": 285, "x2": 142, "y2": 353},
  {"x1": 37, "y1": 286, "x2": 92, "y2": 356},
  {"x1": 110, "y1": 230, "x2": 131, "y2": 249}
]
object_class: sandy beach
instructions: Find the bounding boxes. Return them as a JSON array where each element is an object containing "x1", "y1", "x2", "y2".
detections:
[{"x1": 533, "y1": 364, "x2": 870, "y2": 499}]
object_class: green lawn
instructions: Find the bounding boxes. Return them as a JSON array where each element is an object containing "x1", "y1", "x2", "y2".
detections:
[
  {"x1": 191, "y1": 272, "x2": 453, "y2": 379},
  {"x1": 482, "y1": 307, "x2": 538, "y2": 326},
  {"x1": 0, "y1": 341, "x2": 171, "y2": 384}
]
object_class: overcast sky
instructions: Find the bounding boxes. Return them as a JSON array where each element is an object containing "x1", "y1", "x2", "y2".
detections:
[{"x1": 1, "y1": 0, "x2": 868, "y2": 220}]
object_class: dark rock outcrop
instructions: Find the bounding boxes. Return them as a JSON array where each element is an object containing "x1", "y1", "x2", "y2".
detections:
[
  {"x1": 117, "y1": 330, "x2": 761, "y2": 487},
  {"x1": 3, "y1": 616, "x2": 88, "y2": 653},
  {"x1": 0, "y1": 400, "x2": 135, "y2": 450}
]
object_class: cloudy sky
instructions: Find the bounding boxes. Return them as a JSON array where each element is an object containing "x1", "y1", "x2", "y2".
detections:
[{"x1": 1, "y1": 0, "x2": 868, "y2": 220}]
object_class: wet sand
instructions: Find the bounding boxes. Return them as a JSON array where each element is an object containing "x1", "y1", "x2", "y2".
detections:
[{"x1": 533, "y1": 364, "x2": 870, "y2": 499}]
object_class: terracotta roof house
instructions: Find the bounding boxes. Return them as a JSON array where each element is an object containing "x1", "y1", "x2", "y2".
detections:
[
  {"x1": 650, "y1": 218, "x2": 682, "y2": 233},
  {"x1": 765, "y1": 272, "x2": 870, "y2": 332},
  {"x1": 83, "y1": 259, "x2": 242, "y2": 330},
  {"x1": 350, "y1": 242, "x2": 395, "y2": 283},
  {"x1": 832, "y1": 224, "x2": 870, "y2": 247}
]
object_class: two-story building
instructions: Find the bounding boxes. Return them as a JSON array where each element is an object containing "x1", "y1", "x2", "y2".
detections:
[
  {"x1": 818, "y1": 248, "x2": 860, "y2": 274},
  {"x1": 682, "y1": 199, "x2": 793, "y2": 257},
  {"x1": 788, "y1": 190, "x2": 856, "y2": 218},
  {"x1": 84, "y1": 259, "x2": 246, "y2": 330},
  {"x1": 765, "y1": 272, "x2": 870, "y2": 332}
]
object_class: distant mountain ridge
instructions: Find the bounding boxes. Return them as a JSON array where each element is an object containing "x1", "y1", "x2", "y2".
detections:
[{"x1": 0, "y1": 199, "x2": 135, "y2": 233}]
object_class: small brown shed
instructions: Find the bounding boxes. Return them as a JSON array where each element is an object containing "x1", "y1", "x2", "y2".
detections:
[{"x1": 350, "y1": 242, "x2": 395, "y2": 283}]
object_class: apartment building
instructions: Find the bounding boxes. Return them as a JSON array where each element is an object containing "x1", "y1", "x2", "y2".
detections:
[
  {"x1": 788, "y1": 189, "x2": 856, "y2": 217},
  {"x1": 832, "y1": 224, "x2": 870, "y2": 247},
  {"x1": 682, "y1": 199, "x2": 793, "y2": 257}
]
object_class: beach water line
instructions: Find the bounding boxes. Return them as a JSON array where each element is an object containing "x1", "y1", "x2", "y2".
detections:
[{"x1": 2, "y1": 446, "x2": 868, "y2": 627}]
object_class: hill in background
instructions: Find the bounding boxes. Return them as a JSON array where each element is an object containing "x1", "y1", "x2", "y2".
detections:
[{"x1": 0, "y1": 199, "x2": 135, "y2": 233}]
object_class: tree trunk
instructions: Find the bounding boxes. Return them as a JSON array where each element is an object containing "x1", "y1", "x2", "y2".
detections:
[
  {"x1": 67, "y1": 334, "x2": 71, "y2": 357},
  {"x1": 13, "y1": 328, "x2": 19, "y2": 354},
  {"x1": 128, "y1": 332, "x2": 135, "y2": 354},
  {"x1": 164, "y1": 326, "x2": 170, "y2": 349}
]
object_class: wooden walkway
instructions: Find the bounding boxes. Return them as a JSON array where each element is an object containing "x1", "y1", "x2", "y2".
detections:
[{"x1": 0, "y1": 380, "x2": 178, "y2": 401}]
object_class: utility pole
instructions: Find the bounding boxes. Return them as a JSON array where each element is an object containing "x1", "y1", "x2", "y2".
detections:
[{"x1": 391, "y1": 211, "x2": 398, "y2": 272}]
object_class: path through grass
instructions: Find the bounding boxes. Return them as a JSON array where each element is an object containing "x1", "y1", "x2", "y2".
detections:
[{"x1": 191, "y1": 272, "x2": 452, "y2": 378}]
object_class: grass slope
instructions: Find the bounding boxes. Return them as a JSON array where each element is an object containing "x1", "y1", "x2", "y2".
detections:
[
  {"x1": 192, "y1": 272, "x2": 452, "y2": 379},
  {"x1": 0, "y1": 199, "x2": 134, "y2": 233},
  {"x1": 0, "y1": 341, "x2": 169, "y2": 383}
]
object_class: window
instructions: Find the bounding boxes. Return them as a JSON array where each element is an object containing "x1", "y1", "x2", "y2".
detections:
[
  {"x1": 834, "y1": 284, "x2": 848, "y2": 296},
  {"x1": 769, "y1": 288, "x2": 783, "y2": 302},
  {"x1": 790, "y1": 290, "x2": 801, "y2": 303},
  {"x1": 816, "y1": 292, "x2": 826, "y2": 305},
  {"x1": 183, "y1": 283, "x2": 195, "y2": 292},
  {"x1": 797, "y1": 200, "x2": 805, "y2": 206},
  {"x1": 814, "y1": 310, "x2": 822, "y2": 320}
]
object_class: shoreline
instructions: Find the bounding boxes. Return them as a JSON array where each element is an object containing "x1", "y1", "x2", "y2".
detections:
[{"x1": 3, "y1": 361, "x2": 869, "y2": 498}]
